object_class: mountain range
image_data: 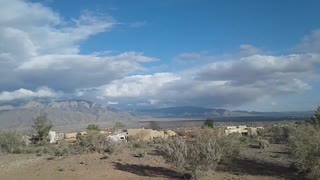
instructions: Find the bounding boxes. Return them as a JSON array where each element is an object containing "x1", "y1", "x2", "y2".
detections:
[
  {"x1": 0, "y1": 100, "x2": 134, "y2": 131},
  {"x1": 133, "y1": 106, "x2": 313, "y2": 118},
  {"x1": 0, "y1": 100, "x2": 313, "y2": 131}
]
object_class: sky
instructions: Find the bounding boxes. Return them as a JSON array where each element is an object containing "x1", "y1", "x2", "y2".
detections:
[{"x1": 0, "y1": 0, "x2": 320, "y2": 111}]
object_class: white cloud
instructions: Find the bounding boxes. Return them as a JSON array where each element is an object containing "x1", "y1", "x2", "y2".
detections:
[
  {"x1": 0, "y1": 87, "x2": 60, "y2": 101},
  {"x1": 0, "y1": 0, "x2": 157, "y2": 93},
  {"x1": 101, "y1": 73, "x2": 181, "y2": 97},
  {"x1": 91, "y1": 52, "x2": 319, "y2": 109},
  {"x1": 0, "y1": 1, "x2": 114, "y2": 55},
  {"x1": 107, "y1": 101, "x2": 119, "y2": 105}
]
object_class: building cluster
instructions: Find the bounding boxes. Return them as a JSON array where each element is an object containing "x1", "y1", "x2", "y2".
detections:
[
  {"x1": 46, "y1": 127, "x2": 177, "y2": 144},
  {"x1": 31, "y1": 124, "x2": 264, "y2": 145},
  {"x1": 224, "y1": 125, "x2": 264, "y2": 136}
]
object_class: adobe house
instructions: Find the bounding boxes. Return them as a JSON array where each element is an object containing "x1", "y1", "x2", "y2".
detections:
[
  {"x1": 127, "y1": 128, "x2": 167, "y2": 141},
  {"x1": 225, "y1": 125, "x2": 262, "y2": 136}
]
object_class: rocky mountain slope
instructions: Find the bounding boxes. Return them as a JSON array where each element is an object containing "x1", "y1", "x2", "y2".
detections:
[{"x1": 0, "y1": 100, "x2": 135, "y2": 131}]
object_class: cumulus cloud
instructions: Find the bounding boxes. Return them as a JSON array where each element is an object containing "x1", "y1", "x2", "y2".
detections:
[
  {"x1": 0, "y1": 87, "x2": 60, "y2": 101},
  {"x1": 195, "y1": 54, "x2": 320, "y2": 84},
  {"x1": 100, "y1": 73, "x2": 181, "y2": 97},
  {"x1": 0, "y1": 0, "x2": 156, "y2": 94},
  {"x1": 92, "y1": 52, "x2": 319, "y2": 109}
]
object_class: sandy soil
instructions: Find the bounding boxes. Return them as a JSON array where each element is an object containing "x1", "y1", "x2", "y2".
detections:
[{"x1": 0, "y1": 144, "x2": 305, "y2": 180}]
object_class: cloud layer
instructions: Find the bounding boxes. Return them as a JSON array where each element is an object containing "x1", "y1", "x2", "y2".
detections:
[
  {"x1": 0, "y1": 87, "x2": 59, "y2": 101},
  {"x1": 0, "y1": 0, "x2": 319, "y2": 111}
]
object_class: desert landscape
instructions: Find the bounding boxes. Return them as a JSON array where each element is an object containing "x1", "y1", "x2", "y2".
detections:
[
  {"x1": 1, "y1": 114, "x2": 319, "y2": 180},
  {"x1": 1, "y1": 0, "x2": 320, "y2": 179},
  {"x1": 0, "y1": 144, "x2": 302, "y2": 180}
]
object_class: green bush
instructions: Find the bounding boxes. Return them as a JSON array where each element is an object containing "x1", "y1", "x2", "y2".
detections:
[
  {"x1": 86, "y1": 124, "x2": 100, "y2": 131},
  {"x1": 32, "y1": 115, "x2": 52, "y2": 144},
  {"x1": 307, "y1": 106, "x2": 320, "y2": 128},
  {"x1": 203, "y1": 119, "x2": 214, "y2": 128},
  {"x1": 289, "y1": 124, "x2": 320, "y2": 179}
]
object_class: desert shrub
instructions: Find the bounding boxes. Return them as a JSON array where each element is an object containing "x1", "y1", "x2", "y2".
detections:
[
  {"x1": 162, "y1": 130, "x2": 223, "y2": 179},
  {"x1": 256, "y1": 128, "x2": 268, "y2": 137},
  {"x1": 54, "y1": 146, "x2": 69, "y2": 157},
  {"x1": 0, "y1": 131, "x2": 25, "y2": 153},
  {"x1": 175, "y1": 130, "x2": 192, "y2": 137},
  {"x1": 128, "y1": 140, "x2": 147, "y2": 149},
  {"x1": 152, "y1": 137, "x2": 167, "y2": 145},
  {"x1": 289, "y1": 124, "x2": 320, "y2": 179},
  {"x1": 307, "y1": 106, "x2": 320, "y2": 128},
  {"x1": 104, "y1": 140, "x2": 119, "y2": 154},
  {"x1": 218, "y1": 134, "x2": 241, "y2": 161},
  {"x1": 257, "y1": 138, "x2": 270, "y2": 149},
  {"x1": 244, "y1": 136, "x2": 270, "y2": 149},
  {"x1": 268, "y1": 125, "x2": 293, "y2": 144},
  {"x1": 74, "y1": 130, "x2": 121, "y2": 154},
  {"x1": 135, "y1": 149, "x2": 148, "y2": 158}
]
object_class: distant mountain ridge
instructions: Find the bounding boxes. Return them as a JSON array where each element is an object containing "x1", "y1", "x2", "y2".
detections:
[
  {"x1": 0, "y1": 101, "x2": 314, "y2": 131},
  {"x1": 134, "y1": 106, "x2": 313, "y2": 118},
  {"x1": 0, "y1": 100, "x2": 135, "y2": 131}
]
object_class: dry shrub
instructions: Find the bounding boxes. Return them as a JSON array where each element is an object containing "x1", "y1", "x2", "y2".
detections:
[
  {"x1": 175, "y1": 130, "x2": 192, "y2": 137},
  {"x1": 162, "y1": 128, "x2": 239, "y2": 179},
  {"x1": 218, "y1": 133, "x2": 241, "y2": 161},
  {"x1": 289, "y1": 124, "x2": 320, "y2": 179},
  {"x1": 257, "y1": 138, "x2": 270, "y2": 149},
  {"x1": 135, "y1": 149, "x2": 148, "y2": 158},
  {"x1": 74, "y1": 130, "x2": 119, "y2": 154},
  {"x1": 0, "y1": 131, "x2": 25, "y2": 153},
  {"x1": 127, "y1": 140, "x2": 148, "y2": 150},
  {"x1": 152, "y1": 137, "x2": 167, "y2": 145},
  {"x1": 268, "y1": 125, "x2": 294, "y2": 144}
]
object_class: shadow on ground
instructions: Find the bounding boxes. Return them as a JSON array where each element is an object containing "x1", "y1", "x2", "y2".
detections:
[
  {"x1": 112, "y1": 162, "x2": 190, "y2": 179},
  {"x1": 217, "y1": 158, "x2": 306, "y2": 180}
]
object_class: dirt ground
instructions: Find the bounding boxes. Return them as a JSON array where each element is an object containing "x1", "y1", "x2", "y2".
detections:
[{"x1": 0, "y1": 144, "x2": 305, "y2": 180}]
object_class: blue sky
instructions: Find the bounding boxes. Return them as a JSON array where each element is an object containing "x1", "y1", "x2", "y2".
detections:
[{"x1": 0, "y1": 0, "x2": 320, "y2": 111}]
